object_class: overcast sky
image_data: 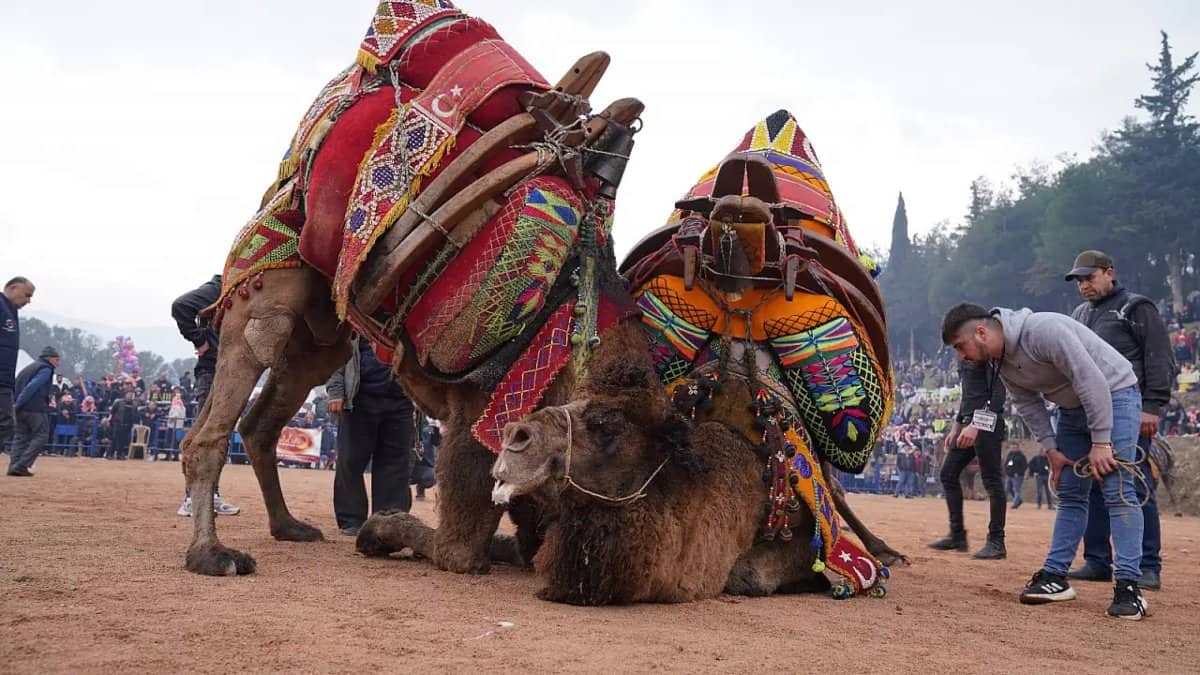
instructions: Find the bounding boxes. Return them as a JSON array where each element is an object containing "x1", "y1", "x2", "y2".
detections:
[{"x1": 1, "y1": 0, "x2": 1197, "y2": 334}]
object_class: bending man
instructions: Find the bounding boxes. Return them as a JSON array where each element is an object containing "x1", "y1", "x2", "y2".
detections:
[{"x1": 941, "y1": 303, "x2": 1147, "y2": 620}]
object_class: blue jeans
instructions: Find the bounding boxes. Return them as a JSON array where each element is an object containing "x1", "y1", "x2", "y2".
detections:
[
  {"x1": 1043, "y1": 386, "x2": 1144, "y2": 581},
  {"x1": 1007, "y1": 475, "x2": 1024, "y2": 506},
  {"x1": 894, "y1": 471, "x2": 915, "y2": 496},
  {"x1": 1080, "y1": 434, "x2": 1161, "y2": 574},
  {"x1": 1035, "y1": 475, "x2": 1054, "y2": 507}
]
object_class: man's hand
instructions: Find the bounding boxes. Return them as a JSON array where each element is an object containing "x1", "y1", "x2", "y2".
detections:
[
  {"x1": 956, "y1": 425, "x2": 979, "y2": 449},
  {"x1": 1047, "y1": 449, "x2": 1072, "y2": 490},
  {"x1": 1139, "y1": 412, "x2": 1160, "y2": 438},
  {"x1": 943, "y1": 422, "x2": 961, "y2": 452},
  {"x1": 1087, "y1": 443, "x2": 1119, "y2": 480},
  {"x1": 328, "y1": 398, "x2": 344, "y2": 416},
  {"x1": 195, "y1": 343, "x2": 210, "y2": 358}
]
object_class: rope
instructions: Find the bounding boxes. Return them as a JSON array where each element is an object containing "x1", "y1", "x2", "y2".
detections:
[
  {"x1": 559, "y1": 406, "x2": 668, "y2": 505},
  {"x1": 1049, "y1": 444, "x2": 1150, "y2": 509}
]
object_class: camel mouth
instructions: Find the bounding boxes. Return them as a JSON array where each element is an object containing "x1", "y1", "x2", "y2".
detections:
[
  {"x1": 491, "y1": 479, "x2": 519, "y2": 505},
  {"x1": 491, "y1": 450, "x2": 563, "y2": 504}
]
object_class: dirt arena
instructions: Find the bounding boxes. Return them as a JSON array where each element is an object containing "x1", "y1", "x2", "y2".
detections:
[{"x1": 2, "y1": 457, "x2": 1199, "y2": 673}]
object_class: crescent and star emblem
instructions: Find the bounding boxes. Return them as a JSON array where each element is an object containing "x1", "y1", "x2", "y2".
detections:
[{"x1": 430, "y1": 84, "x2": 464, "y2": 119}]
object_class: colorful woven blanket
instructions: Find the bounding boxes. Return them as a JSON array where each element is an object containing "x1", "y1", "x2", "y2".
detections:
[{"x1": 215, "y1": 180, "x2": 305, "y2": 312}]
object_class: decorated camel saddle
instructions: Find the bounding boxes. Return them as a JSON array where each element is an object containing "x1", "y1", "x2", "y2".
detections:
[
  {"x1": 213, "y1": 0, "x2": 641, "y2": 449},
  {"x1": 621, "y1": 110, "x2": 894, "y2": 597}
]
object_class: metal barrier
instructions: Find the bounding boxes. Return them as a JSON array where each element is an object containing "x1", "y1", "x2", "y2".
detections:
[{"x1": 37, "y1": 412, "x2": 329, "y2": 466}]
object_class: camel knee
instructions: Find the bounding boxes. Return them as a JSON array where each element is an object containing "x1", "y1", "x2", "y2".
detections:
[{"x1": 243, "y1": 311, "x2": 296, "y2": 367}]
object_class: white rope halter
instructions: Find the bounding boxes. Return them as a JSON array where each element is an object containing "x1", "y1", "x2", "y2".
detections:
[{"x1": 559, "y1": 406, "x2": 668, "y2": 505}]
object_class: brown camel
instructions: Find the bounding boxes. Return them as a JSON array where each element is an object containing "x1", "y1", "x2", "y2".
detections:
[
  {"x1": 180, "y1": 0, "x2": 645, "y2": 576},
  {"x1": 358, "y1": 321, "x2": 829, "y2": 604}
]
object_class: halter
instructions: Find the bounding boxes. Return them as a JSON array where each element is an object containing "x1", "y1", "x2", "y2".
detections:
[{"x1": 558, "y1": 406, "x2": 669, "y2": 505}]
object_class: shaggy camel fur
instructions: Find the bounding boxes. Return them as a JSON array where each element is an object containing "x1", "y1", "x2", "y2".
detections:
[{"x1": 358, "y1": 322, "x2": 830, "y2": 604}]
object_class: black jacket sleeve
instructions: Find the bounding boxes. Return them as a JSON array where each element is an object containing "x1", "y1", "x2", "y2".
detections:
[
  {"x1": 1130, "y1": 301, "x2": 1173, "y2": 416},
  {"x1": 171, "y1": 278, "x2": 222, "y2": 349},
  {"x1": 956, "y1": 361, "x2": 1003, "y2": 421}
]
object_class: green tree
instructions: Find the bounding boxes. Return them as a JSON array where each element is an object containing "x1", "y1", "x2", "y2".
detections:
[{"x1": 1104, "y1": 31, "x2": 1200, "y2": 312}]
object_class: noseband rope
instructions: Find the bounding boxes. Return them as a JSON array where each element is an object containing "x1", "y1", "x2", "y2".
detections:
[{"x1": 558, "y1": 406, "x2": 669, "y2": 505}]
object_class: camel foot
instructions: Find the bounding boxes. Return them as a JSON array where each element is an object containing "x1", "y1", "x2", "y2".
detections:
[
  {"x1": 270, "y1": 517, "x2": 324, "y2": 542},
  {"x1": 433, "y1": 540, "x2": 491, "y2": 575},
  {"x1": 186, "y1": 543, "x2": 257, "y2": 576},
  {"x1": 723, "y1": 560, "x2": 773, "y2": 597},
  {"x1": 357, "y1": 511, "x2": 432, "y2": 558},
  {"x1": 864, "y1": 538, "x2": 910, "y2": 567}
]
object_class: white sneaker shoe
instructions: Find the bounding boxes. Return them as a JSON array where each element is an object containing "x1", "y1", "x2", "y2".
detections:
[
  {"x1": 213, "y1": 494, "x2": 241, "y2": 516},
  {"x1": 176, "y1": 497, "x2": 192, "y2": 517}
]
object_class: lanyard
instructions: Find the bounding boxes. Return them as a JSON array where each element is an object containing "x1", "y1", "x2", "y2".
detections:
[{"x1": 985, "y1": 344, "x2": 1005, "y2": 408}]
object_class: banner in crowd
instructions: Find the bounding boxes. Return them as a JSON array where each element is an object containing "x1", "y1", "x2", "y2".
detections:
[{"x1": 276, "y1": 427, "x2": 322, "y2": 464}]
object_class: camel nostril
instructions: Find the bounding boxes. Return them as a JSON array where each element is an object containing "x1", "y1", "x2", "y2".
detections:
[{"x1": 503, "y1": 423, "x2": 533, "y2": 453}]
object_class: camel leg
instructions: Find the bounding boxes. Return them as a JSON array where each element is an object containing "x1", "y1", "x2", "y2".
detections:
[
  {"x1": 238, "y1": 331, "x2": 350, "y2": 541},
  {"x1": 357, "y1": 510, "x2": 525, "y2": 564},
  {"x1": 182, "y1": 327, "x2": 271, "y2": 576},
  {"x1": 824, "y1": 462, "x2": 910, "y2": 566},
  {"x1": 431, "y1": 427, "x2": 505, "y2": 574},
  {"x1": 725, "y1": 538, "x2": 826, "y2": 596}
]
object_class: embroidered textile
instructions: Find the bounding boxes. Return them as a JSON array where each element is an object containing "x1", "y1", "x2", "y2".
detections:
[
  {"x1": 635, "y1": 277, "x2": 887, "y2": 473},
  {"x1": 671, "y1": 109, "x2": 861, "y2": 258},
  {"x1": 218, "y1": 180, "x2": 304, "y2": 305},
  {"x1": 784, "y1": 427, "x2": 885, "y2": 596},
  {"x1": 471, "y1": 302, "x2": 575, "y2": 452},
  {"x1": 332, "y1": 38, "x2": 549, "y2": 317},
  {"x1": 357, "y1": 0, "x2": 462, "y2": 73},
  {"x1": 405, "y1": 177, "x2": 582, "y2": 374}
]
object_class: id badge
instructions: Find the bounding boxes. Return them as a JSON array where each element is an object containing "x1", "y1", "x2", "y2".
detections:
[{"x1": 970, "y1": 409, "x2": 997, "y2": 432}]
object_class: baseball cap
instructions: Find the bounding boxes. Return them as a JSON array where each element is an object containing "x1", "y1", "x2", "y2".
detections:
[{"x1": 1064, "y1": 250, "x2": 1114, "y2": 281}]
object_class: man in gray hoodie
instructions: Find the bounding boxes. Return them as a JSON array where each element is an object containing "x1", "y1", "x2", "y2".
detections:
[{"x1": 941, "y1": 303, "x2": 1148, "y2": 620}]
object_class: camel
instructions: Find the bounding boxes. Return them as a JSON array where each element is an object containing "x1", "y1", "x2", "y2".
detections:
[
  {"x1": 354, "y1": 122, "x2": 911, "y2": 599},
  {"x1": 360, "y1": 321, "x2": 830, "y2": 604},
  {"x1": 181, "y1": 1, "x2": 644, "y2": 576}
]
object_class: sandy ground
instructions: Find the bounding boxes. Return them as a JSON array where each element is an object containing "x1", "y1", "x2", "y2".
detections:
[{"x1": 2, "y1": 456, "x2": 1199, "y2": 674}]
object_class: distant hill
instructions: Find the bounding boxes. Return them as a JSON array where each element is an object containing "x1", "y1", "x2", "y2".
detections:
[{"x1": 23, "y1": 309, "x2": 193, "y2": 361}]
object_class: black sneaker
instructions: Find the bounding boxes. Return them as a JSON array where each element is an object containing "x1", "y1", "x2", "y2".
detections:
[
  {"x1": 1107, "y1": 580, "x2": 1148, "y2": 620},
  {"x1": 1019, "y1": 570, "x2": 1077, "y2": 605}
]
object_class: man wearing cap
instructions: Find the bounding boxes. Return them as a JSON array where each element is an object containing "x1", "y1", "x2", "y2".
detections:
[
  {"x1": 1065, "y1": 250, "x2": 1171, "y2": 591},
  {"x1": 8, "y1": 345, "x2": 59, "y2": 476},
  {"x1": 940, "y1": 302, "x2": 1148, "y2": 620}
]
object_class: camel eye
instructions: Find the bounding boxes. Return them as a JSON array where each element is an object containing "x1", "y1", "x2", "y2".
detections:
[{"x1": 582, "y1": 404, "x2": 627, "y2": 453}]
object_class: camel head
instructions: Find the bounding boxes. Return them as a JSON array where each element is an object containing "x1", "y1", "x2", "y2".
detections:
[{"x1": 492, "y1": 358, "x2": 691, "y2": 506}]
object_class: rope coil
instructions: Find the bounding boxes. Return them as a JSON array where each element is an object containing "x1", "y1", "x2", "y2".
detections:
[{"x1": 1049, "y1": 443, "x2": 1150, "y2": 509}]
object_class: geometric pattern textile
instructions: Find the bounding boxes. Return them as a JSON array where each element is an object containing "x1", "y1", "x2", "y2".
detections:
[
  {"x1": 401, "y1": 176, "x2": 581, "y2": 374},
  {"x1": 669, "y1": 109, "x2": 862, "y2": 258},
  {"x1": 768, "y1": 315, "x2": 883, "y2": 474},
  {"x1": 332, "y1": 38, "x2": 549, "y2": 317},
  {"x1": 471, "y1": 301, "x2": 575, "y2": 452},
  {"x1": 632, "y1": 276, "x2": 888, "y2": 474},
  {"x1": 218, "y1": 180, "x2": 304, "y2": 305},
  {"x1": 405, "y1": 178, "x2": 582, "y2": 374},
  {"x1": 357, "y1": 0, "x2": 462, "y2": 73},
  {"x1": 784, "y1": 426, "x2": 886, "y2": 597}
]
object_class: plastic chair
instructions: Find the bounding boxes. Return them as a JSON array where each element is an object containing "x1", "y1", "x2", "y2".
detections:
[{"x1": 129, "y1": 424, "x2": 151, "y2": 460}]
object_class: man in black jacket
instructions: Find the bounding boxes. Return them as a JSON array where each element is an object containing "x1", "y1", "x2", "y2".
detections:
[
  {"x1": 929, "y1": 360, "x2": 1008, "y2": 559},
  {"x1": 1065, "y1": 250, "x2": 1171, "y2": 590},
  {"x1": 1027, "y1": 449, "x2": 1054, "y2": 509},
  {"x1": 8, "y1": 345, "x2": 58, "y2": 476},
  {"x1": 171, "y1": 276, "x2": 239, "y2": 516},
  {"x1": 1, "y1": 277, "x2": 34, "y2": 456},
  {"x1": 1005, "y1": 446, "x2": 1028, "y2": 508}
]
